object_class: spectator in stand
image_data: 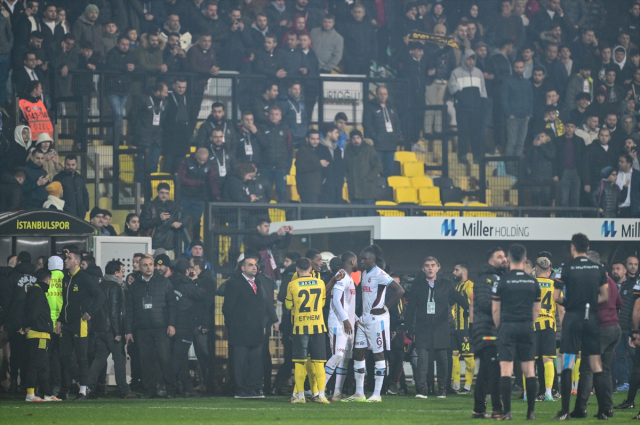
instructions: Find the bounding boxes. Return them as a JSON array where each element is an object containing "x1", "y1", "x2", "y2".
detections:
[
  {"x1": 55, "y1": 7, "x2": 70, "y2": 34},
  {"x1": 50, "y1": 34, "x2": 78, "y2": 98},
  {"x1": 13, "y1": 1, "x2": 40, "y2": 53},
  {"x1": 449, "y1": 49, "x2": 487, "y2": 164},
  {"x1": 102, "y1": 21, "x2": 119, "y2": 54},
  {"x1": 529, "y1": 0, "x2": 567, "y2": 42},
  {"x1": 72, "y1": 4, "x2": 104, "y2": 60},
  {"x1": 53, "y1": 155, "x2": 89, "y2": 219},
  {"x1": 291, "y1": 0, "x2": 322, "y2": 31},
  {"x1": 252, "y1": 81, "x2": 279, "y2": 126},
  {"x1": 163, "y1": 32, "x2": 188, "y2": 72},
  {"x1": 603, "y1": 113, "x2": 625, "y2": 154},
  {"x1": 186, "y1": 33, "x2": 219, "y2": 124},
  {"x1": 125, "y1": 255, "x2": 177, "y2": 399},
  {"x1": 341, "y1": 5, "x2": 377, "y2": 75},
  {"x1": 224, "y1": 162, "x2": 261, "y2": 203},
  {"x1": 281, "y1": 14, "x2": 308, "y2": 47},
  {"x1": 257, "y1": 106, "x2": 291, "y2": 203},
  {"x1": 136, "y1": 32, "x2": 167, "y2": 74},
  {"x1": 178, "y1": 147, "x2": 220, "y2": 239},
  {"x1": 40, "y1": 4, "x2": 63, "y2": 55},
  {"x1": 569, "y1": 92, "x2": 592, "y2": 127},
  {"x1": 90, "y1": 207, "x2": 110, "y2": 236},
  {"x1": 253, "y1": 33, "x2": 286, "y2": 78},
  {"x1": 592, "y1": 166, "x2": 620, "y2": 218},
  {"x1": 423, "y1": 24, "x2": 455, "y2": 138},
  {"x1": 137, "y1": 0, "x2": 167, "y2": 35},
  {"x1": 105, "y1": 35, "x2": 137, "y2": 143},
  {"x1": 0, "y1": 1, "x2": 11, "y2": 107},
  {"x1": 344, "y1": 129, "x2": 383, "y2": 214},
  {"x1": 299, "y1": 33, "x2": 319, "y2": 121},
  {"x1": 120, "y1": 213, "x2": 140, "y2": 236},
  {"x1": 616, "y1": 153, "x2": 640, "y2": 218},
  {"x1": 236, "y1": 111, "x2": 263, "y2": 167},
  {"x1": 572, "y1": 28, "x2": 598, "y2": 66},
  {"x1": 319, "y1": 123, "x2": 347, "y2": 204},
  {"x1": 532, "y1": 66, "x2": 552, "y2": 125},
  {"x1": 196, "y1": 102, "x2": 238, "y2": 152},
  {"x1": 543, "y1": 105, "x2": 565, "y2": 139},
  {"x1": 280, "y1": 32, "x2": 307, "y2": 78},
  {"x1": 295, "y1": 129, "x2": 323, "y2": 204},
  {"x1": 0, "y1": 168, "x2": 25, "y2": 212},
  {"x1": 492, "y1": 0, "x2": 525, "y2": 52},
  {"x1": 22, "y1": 149, "x2": 49, "y2": 210},
  {"x1": 162, "y1": 77, "x2": 192, "y2": 173},
  {"x1": 244, "y1": 217, "x2": 292, "y2": 279},
  {"x1": 594, "y1": 44, "x2": 613, "y2": 84},
  {"x1": 519, "y1": 43, "x2": 538, "y2": 80},
  {"x1": 220, "y1": 8, "x2": 252, "y2": 73},
  {"x1": 128, "y1": 82, "x2": 168, "y2": 183},
  {"x1": 279, "y1": 81, "x2": 307, "y2": 149},
  {"x1": 553, "y1": 120, "x2": 586, "y2": 209},
  {"x1": 191, "y1": 0, "x2": 229, "y2": 54},
  {"x1": 139, "y1": 182, "x2": 184, "y2": 256},
  {"x1": 3, "y1": 125, "x2": 32, "y2": 171},
  {"x1": 154, "y1": 254, "x2": 173, "y2": 278},
  {"x1": 565, "y1": 60, "x2": 594, "y2": 114},
  {"x1": 363, "y1": 86, "x2": 402, "y2": 177},
  {"x1": 602, "y1": 66, "x2": 625, "y2": 108},
  {"x1": 451, "y1": 21, "x2": 471, "y2": 66},
  {"x1": 400, "y1": 42, "x2": 426, "y2": 148},
  {"x1": 575, "y1": 113, "x2": 600, "y2": 146},
  {"x1": 102, "y1": 211, "x2": 117, "y2": 236},
  {"x1": 264, "y1": 0, "x2": 290, "y2": 41},
  {"x1": 250, "y1": 13, "x2": 269, "y2": 53},
  {"x1": 487, "y1": 39, "x2": 514, "y2": 154},
  {"x1": 502, "y1": 60, "x2": 533, "y2": 162},
  {"x1": 203, "y1": 128, "x2": 236, "y2": 194},
  {"x1": 33, "y1": 134, "x2": 62, "y2": 181},
  {"x1": 14, "y1": 52, "x2": 45, "y2": 100},
  {"x1": 584, "y1": 128, "x2": 618, "y2": 197},
  {"x1": 527, "y1": 128, "x2": 556, "y2": 206},
  {"x1": 310, "y1": 14, "x2": 343, "y2": 74}
]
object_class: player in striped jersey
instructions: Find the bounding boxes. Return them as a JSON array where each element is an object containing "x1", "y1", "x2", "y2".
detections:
[{"x1": 451, "y1": 262, "x2": 475, "y2": 394}]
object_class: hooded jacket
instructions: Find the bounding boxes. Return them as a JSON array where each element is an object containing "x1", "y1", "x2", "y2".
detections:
[
  {"x1": 72, "y1": 13, "x2": 105, "y2": 59},
  {"x1": 22, "y1": 159, "x2": 49, "y2": 209},
  {"x1": 343, "y1": 140, "x2": 384, "y2": 200},
  {"x1": 53, "y1": 169, "x2": 90, "y2": 219},
  {"x1": 3, "y1": 125, "x2": 32, "y2": 170},
  {"x1": 44, "y1": 195, "x2": 65, "y2": 210},
  {"x1": 0, "y1": 172, "x2": 23, "y2": 212},
  {"x1": 448, "y1": 50, "x2": 487, "y2": 111},
  {"x1": 472, "y1": 264, "x2": 503, "y2": 353},
  {"x1": 136, "y1": 33, "x2": 167, "y2": 72}
]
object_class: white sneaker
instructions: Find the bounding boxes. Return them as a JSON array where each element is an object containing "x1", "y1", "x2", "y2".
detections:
[
  {"x1": 331, "y1": 392, "x2": 344, "y2": 402},
  {"x1": 26, "y1": 395, "x2": 44, "y2": 402},
  {"x1": 415, "y1": 393, "x2": 428, "y2": 399},
  {"x1": 367, "y1": 395, "x2": 382, "y2": 403},
  {"x1": 44, "y1": 395, "x2": 62, "y2": 402}
]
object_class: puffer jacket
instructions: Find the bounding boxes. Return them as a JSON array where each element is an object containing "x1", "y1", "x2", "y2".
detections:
[
  {"x1": 592, "y1": 180, "x2": 620, "y2": 218},
  {"x1": 136, "y1": 33, "x2": 166, "y2": 72},
  {"x1": 472, "y1": 264, "x2": 502, "y2": 353},
  {"x1": 125, "y1": 273, "x2": 177, "y2": 333},
  {"x1": 90, "y1": 274, "x2": 124, "y2": 336},
  {"x1": 258, "y1": 121, "x2": 292, "y2": 170},
  {"x1": 343, "y1": 140, "x2": 383, "y2": 200},
  {"x1": 59, "y1": 268, "x2": 106, "y2": 326},
  {"x1": 169, "y1": 272, "x2": 204, "y2": 330}
]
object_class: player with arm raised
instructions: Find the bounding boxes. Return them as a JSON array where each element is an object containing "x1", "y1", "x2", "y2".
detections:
[
  {"x1": 342, "y1": 245, "x2": 405, "y2": 403},
  {"x1": 324, "y1": 251, "x2": 358, "y2": 401}
]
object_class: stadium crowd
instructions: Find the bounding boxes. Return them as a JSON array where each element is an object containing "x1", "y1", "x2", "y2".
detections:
[{"x1": 1, "y1": 0, "x2": 640, "y2": 231}]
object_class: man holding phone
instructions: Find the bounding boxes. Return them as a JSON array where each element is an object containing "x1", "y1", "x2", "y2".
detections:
[{"x1": 245, "y1": 217, "x2": 293, "y2": 279}]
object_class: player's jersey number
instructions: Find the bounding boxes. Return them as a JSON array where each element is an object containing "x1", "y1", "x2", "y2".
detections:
[{"x1": 298, "y1": 288, "x2": 322, "y2": 313}]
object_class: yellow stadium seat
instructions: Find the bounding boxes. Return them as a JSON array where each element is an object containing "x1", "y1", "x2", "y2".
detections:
[
  {"x1": 342, "y1": 182, "x2": 349, "y2": 202},
  {"x1": 269, "y1": 200, "x2": 286, "y2": 222},
  {"x1": 401, "y1": 161, "x2": 424, "y2": 177},
  {"x1": 376, "y1": 201, "x2": 405, "y2": 217},
  {"x1": 288, "y1": 185, "x2": 301, "y2": 202},
  {"x1": 445, "y1": 202, "x2": 465, "y2": 207},
  {"x1": 151, "y1": 173, "x2": 174, "y2": 200},
  {"x1": 464, "y1": 202, "x2": 497, "y2": 217},
  {"x1": 190, "y1": 146, "x2": 197, "y2": 154},
  {"x1": 387, "y1": 176, "x2": 410, "y2": 188},
  {"x1": 410, "y1": 176, "x2": 433, "y2": 188},
  {"x1": 290, "y1": 159, "x2": 297, "y2": 176},
  {"x1": 394, "y1": 187, "x2": 418, "y2": 204},
  {"x1": 418, "y1": 187, "x2": 441, "y2": 204},
  {"x1": 394, "y1": 151, "x2": 417, "y2": 163}
]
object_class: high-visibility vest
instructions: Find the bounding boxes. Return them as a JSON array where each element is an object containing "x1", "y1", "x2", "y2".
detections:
[
  {"x1": 47, "y1": 270, "x2": 64, "y2": 330},
  {"x1": 18, "y1": 98, "x2": 54, "y2": 141}
]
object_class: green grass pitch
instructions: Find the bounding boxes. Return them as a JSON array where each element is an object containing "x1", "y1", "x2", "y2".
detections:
[{"x1": 1, "y1": 391, "x2": 635, "y2": 424}]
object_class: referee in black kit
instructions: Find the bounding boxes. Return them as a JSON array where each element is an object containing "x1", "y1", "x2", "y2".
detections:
[
  {"x1": 491, "y1": 244, "x2": 541, "y2": 421},
  {"x1": 553, "y1": 233, "x2": 610, "y2": 420}
]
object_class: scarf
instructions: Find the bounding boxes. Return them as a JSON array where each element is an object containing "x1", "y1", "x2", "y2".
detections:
[
  {"x1": 43, "y1": 196, "x2": 65, "y2": 210},
  {"x1": 251, "y1": 22, "x2": 268, "y2": 36},
  {"x1": 271, "y1": 1, "x2": 286, "y2": 13},
  {"x1": 124, "y1": 225, "x2": 139, "y2": 236},
  {"x1": 103, "y1": 273, "x2": 126, "y2": 290}
]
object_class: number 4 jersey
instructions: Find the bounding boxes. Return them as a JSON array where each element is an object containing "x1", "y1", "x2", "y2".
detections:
[
  {"x1": 535, "y1": 277, "x2": 557, "y2": 331},
  {"x1": 285, "y1": 275, "x2": 327, "y2": 335}
]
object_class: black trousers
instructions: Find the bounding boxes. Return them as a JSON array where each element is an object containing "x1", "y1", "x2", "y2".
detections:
[
  {"x1": 262, "y1": 328, "x2": 272, "y2": 393},
  {"x1": 193, "y1": 329, "x2": 213, "y2": 392},
  {"x1": 88, "y1": 331, "x2": 130, "y2": 394},
  {"x1": 172, "y1": 328, "x2": 194, "y2": 393},
  {"x1": 49, "y1": 333, "x2": 61, "y2": 389},
  {"x1": 26, "y1": 338, "x2": 50, "y2": 395},
  {"x1": 474, "y1": 345, "x2": 502, "y2": 414},
  {"x1": 456, "y1": 108, "x2": 483, "y2": 160},
  {"x1": 59, "y1": 323, "x2": 89, "y2": 392},
  {"x1": 137, "y1": 328, "x2": 176, "y2": 395},
  {"x1": 9, "y1": 332, "x2": 28, "y2": 386},
  {"x1": 127, "y1": 338, "x2": 142, "y2": 385},
  {"x1": 274, "y1": 329, "x2": 293, "y2": 387},
  {"x1": 234, "y1": 344, "x2": 263, "y2": 396}
]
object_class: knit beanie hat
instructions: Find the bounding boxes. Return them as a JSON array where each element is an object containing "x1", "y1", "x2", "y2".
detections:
[
  {"x1": 45, "y1": 181, "x2": 63, "y2": 197},
  {"x1": 601, "y1": 166, "x2": 615, "y2": 179},
  {"x1": 85, "y1": 4, "x2": 99, "y2": 14},
  {"x1": 350, "y1": 129, "x2": 363, "y2": 139},
  {"x1": 90, "y1": 206, "x2": 104, "y2": 220}
]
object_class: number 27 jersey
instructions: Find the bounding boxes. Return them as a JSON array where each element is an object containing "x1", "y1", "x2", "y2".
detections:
[
  {"x1": 360, "y1": 266, "x2": 393, "y2": 317},
  {"x1": 285, "y1": 276, "x2": 326, "y2": 335}
]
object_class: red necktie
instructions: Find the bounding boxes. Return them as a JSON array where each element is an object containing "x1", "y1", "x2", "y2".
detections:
[{"x1": 249, "y1": 279, "x2": 257, "y2": 294}]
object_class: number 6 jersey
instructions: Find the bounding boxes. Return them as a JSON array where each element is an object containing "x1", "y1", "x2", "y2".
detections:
[{"x1": 285, "y1": 275, "x2": 327, "y2": 335}]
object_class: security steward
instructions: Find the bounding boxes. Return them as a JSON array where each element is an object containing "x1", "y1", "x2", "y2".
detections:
[
  {"x1": 23, "y1": 269, "x2": 57, "y2": 402},
  {"x1": 170, "y1": 259, "x2": 206, "y2": 398},
  {"x1": 451, "y1": 261, "x2": 475, "y2": 394},
  {"x1": 492, "y1": 244, "x2": 541, "y2": 421},
  {"x1": 472, "y1": 247, "x2": 508, "y2": 419},
  {"x1": 406, "y1": 256, "x2": 469, "y2": 399},
  {"x1": 553, "y1": 233, "x2": 610, "y2": 420},
  {"x1": 55, "y1": 248, "x2": 105, "y2": 401},
  {"x1": 125, "y1": 255, "x2": 177, "y2": 399},
  {"x1": 532, "y1": 256, "x2": 560, "y2": 402}
]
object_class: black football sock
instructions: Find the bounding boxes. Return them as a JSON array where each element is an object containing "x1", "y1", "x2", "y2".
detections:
[
  {"x1": 592, "y1": 371, "x2": 609, "y2": 414},
  {"x1": 500, "y1": 376, "x2": 512, "y2": 414},
  {"x1": 525, "y1": 377, "x2": 537, "y2": 414},
  {"x1": 561, "y1": 369, "x2": 573, "y2": 414}
]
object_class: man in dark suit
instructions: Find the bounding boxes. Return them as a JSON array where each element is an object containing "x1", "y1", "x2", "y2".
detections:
[
  {"x1": 222, "y1": 254, "x2": 273, "y2": 398},
  {"x1": 14, "y1": 51, "x2": 45, "y2": 99},
  {"x1": 617, "y1": 153, "x2": 640, "y2": 218},
  {"x1": 553, "y1": 121, "x2": 586, "y2": 209}
]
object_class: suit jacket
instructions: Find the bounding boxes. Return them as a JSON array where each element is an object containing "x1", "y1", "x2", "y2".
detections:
[{"x1": 14, "y1": 66, "x2": 45, "y2": 97}]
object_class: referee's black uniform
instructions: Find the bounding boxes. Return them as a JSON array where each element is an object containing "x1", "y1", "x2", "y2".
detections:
[
  {"x1": 555, "y1": 256, "x2": 609, "y2": 418},
  {"x1": 493, "y1": 270, "x2": 541, "y2": 418}
]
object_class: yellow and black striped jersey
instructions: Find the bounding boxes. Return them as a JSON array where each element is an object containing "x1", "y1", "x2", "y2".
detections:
[
  {"x1": 453, "y1": 280, "x2": 473, "y2": 330},
  {"x1": 535, "y1": 277, "x2": 557, "y2": 331},
  {"x1": 285, "y1": 275, "x2": 326, "y2": 335}
]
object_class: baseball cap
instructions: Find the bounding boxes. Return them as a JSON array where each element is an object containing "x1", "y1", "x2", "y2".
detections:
[{"x1": 48, "y1": 256, "x2": 63, "y2": 271}]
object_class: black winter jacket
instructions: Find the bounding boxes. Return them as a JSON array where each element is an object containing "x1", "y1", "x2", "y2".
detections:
[
  {"x1": 363, "y1": 100, "x2": 403, "y2": 152},
  {"x1": 139, "y1": 197, "x2": 184, "y2": 250},
  {"x1": 472, "y1": 264, "x2": 503, "y2": 353},
  {"x1": 295, "y1": 143, "x2": 323, "y2": 196},
  {"x1": 125, "y1": 273, "x2": 177, "y2": 333},
  {"x1": 23, "y1": 282, "x2": 52, "y2": 334},
  {"x1": 258, "y1": 121, "x2": 292, "y2": 170},
  {"x1": 553, "y1": 134, "x2": 586, "y2": 178},
  {"x1": 196, "y1": 117, "x2": 239, "y2": 153},
  {"x1": 91, "y1": 275, "x2": 124, "y2": 336},
  {"x1": 5, "y1": 262, "x2": 37, "y2": 332},
  {"x1": 105, "y1": 47, "x2": 138, "y2": 96},
  {"x1": 59, "y1": 268, "x2": 106, "y2": 326},
  {"x1": 0, "y1": 172, "x2": 23, "y2": 212},
  {"x1": 22, "y1": 159, "x2": 48, "y2": 209},
  {"x1": 170, "y1": 273, "x2": 204, "y2": 330},
  {"x1": 236, "y1": 128, "x2": 263, "y2": 167},
  {"x1": 619, "y1": 279, "x2": 636, "y2": 331},
  {"x1": 222, "y1": 271, "x2": 268, "y2": 346},
  {"x1": 194, "y1": 272, "x2": 216, "y2": 330},
  {"x1": 53, "y1": 170, "x2": 89, "y2": 219},
  {"x1": 128, "y1": 94, "x2": 167, "y2": 148}
]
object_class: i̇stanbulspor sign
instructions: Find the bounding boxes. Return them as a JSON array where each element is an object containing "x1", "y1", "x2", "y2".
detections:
[{"x1": 0, "y1": 211, "x2": 96, "y2": 236}]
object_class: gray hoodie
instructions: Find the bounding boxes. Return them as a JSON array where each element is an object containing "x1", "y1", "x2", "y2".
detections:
[{"x1": 448, "y1": 49, "x2": 487, "y2": 110}]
